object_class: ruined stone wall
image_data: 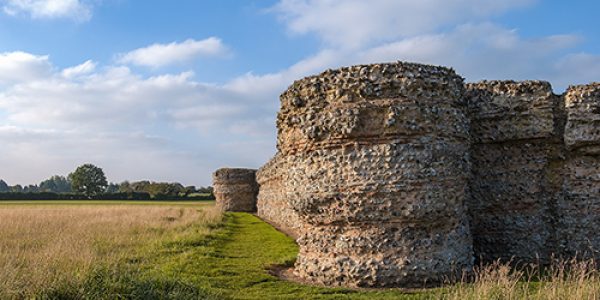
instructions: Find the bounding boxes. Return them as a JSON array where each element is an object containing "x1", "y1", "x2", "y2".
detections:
[
  {"x1": 465, "y1": 81, "x2": 564, "y2": 264},
  {"x1": 257, "y1": 62, "x2": 474, "y2": 287},
  {"x1": 466, "y1": 81, "x2": 600, "y2": 264},
  {"x1": 217, "y1": 61, "x2": 600, "y2": 288},
  {"x1": 213, "y1": 168, "x2": 258, "y2": 212},
  {"x1": 560, "y1": 83, "x2": 600, "y2": 258},
  {"x1": 256, "y1": 154, "x2": 304, "y2": 237}
]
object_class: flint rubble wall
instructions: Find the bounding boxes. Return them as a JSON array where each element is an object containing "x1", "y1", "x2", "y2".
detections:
[
  {"x1": 215, "y1": 60, "x2": 600, "y2": 288},
  {"x1": 213, "y1": 168, "x2": 258, "y2": 212},
  {"x1": 466, "y1": 81, "x2": 600, "y2": 264},
  {"x1": 560, "y1": 83, "x2": 600, "y2": 259},
  {"x1": 257, "y1": 62, "x2": 474, "y2": 287},
  {"x1": 465, "y1": 81, "x2": 564, "y2": 264}
]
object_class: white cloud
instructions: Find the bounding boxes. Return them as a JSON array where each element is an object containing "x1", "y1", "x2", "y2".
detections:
[
  {"x1": 224, "y1": 23, "x2": 587, "y2": 93},
  {"x1": 2, "y1": 0, "x2": 91, "y2": 21},
  {"x1": 61, "y1": 60, "x2": 96, "y2": 78},
  {"x1": 117, "y1": 38, "x2": 229, "y2": 68},
  {"x1": 0, "y1": 50, "x2": 277, "y2": 186},
  {"x1": 353, "y1": 23, "x2": 584, "y2": 91},
  {"x1": 269, "y1": 0, "x2": 592, "y2": 92},
  {"x1": 0, "y1": 51, "x2": 52, "y2": 84},
  {"x1": 272, "y1": 0, "x2": 536, "y2": 48}
]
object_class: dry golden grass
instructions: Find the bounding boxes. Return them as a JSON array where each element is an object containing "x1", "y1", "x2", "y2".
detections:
[
  {"x1": 2, "y1": 204, "x2": 600, "y2": 299},
  {"x1": 443, "y1": 259, "x2": 600, "y2": 300},
  {"x1": 0, "y1": 204, "x2": 221, "y2": 298}
]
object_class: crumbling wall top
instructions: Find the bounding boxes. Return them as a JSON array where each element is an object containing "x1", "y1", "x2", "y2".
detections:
[
  {"x1": 467, "y1": 80, "x2": 553, "y2": 96},
  {"x1": 213, "y1": 168, "x2": 257, "y2": 184},
  {"x1": 280, "y1": 62, "x2": 465, "y2": 108},
  {"x1": 276, "y1": 62, "x2": 469, "y2": 153},
  {"x1": 466, "y1": 80, "x2": 558, "y2": 143},
  {"x1": 564, "y1": 82, "x2": 600, "y2": 153},
  {"x1": 213, "y1": 168, "x2": 258, "y2": 213}
]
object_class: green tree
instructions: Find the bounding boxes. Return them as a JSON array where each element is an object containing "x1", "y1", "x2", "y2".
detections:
[
  {"x1": 183, "y1": 186, "x2": 196, "y2": 196},
  {"x1": 118, "y1": 181, "x2": 132, "y2": 193},
  {"x1": 68, "y1": 164, "x2": 108, "y2": 197},
  {"x1": 0, "y1": 180, "x2": 8, "y2": 192},
  {"x1": 197, "y1": 186, "x2": 214, "y2": 194},
  {"x1": 39, "y1": 175, "x2": 71, "y2": 193},
  {"x1": 105, "y1": 182, "x2": 120, "y2": 193},
  {"x1": 23, "y1": 185, "x2": 39, "y2": 193},
  {"x1": 11, "y1": 184, "x2": 23, "y2": 193},
  {"x1": 125, "y1": 181, "x2": 185, "y2": 197}
]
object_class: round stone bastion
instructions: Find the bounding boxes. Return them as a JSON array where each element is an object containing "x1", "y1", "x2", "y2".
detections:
[
  {"x1": 269, "y1": 62, "x2": 474, "y2": 287},
  {"x1": 213, "y1": 168, "x2": 258, "y2": 212}
]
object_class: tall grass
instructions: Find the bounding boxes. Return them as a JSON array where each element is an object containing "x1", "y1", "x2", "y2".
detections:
[
  {"x1": 2, "y1": 205, "x2": 600, "y2": 299},
  {"x1": 442, "y1": 259, "x2": 600, "y2": 299},
  {"x1": 0, "y1": 205, "x2": 221, "y2": 298}
]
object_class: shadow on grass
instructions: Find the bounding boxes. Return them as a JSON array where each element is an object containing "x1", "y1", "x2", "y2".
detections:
[{"x1": 39, "y1": 266, "x2": 221, "y2": 300}]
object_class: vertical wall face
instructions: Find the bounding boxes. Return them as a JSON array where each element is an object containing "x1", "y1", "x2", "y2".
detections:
[
  {"x1": 256, "y1": 154, "x2": 304, "y2": 237},
  {"x1": 251, "y1": 60, "x2": 600, "y2": 288},
  {"x1": 213, "y1": 168, "x2": 258, "y2": 212},
  {"x1": 560, "y1": 83, "x2": 600, "y2": 258},
  {"x1": 258, "y1": 62, "x2": 474, "y2": 287},
  {"x1": 466, "y1": 81, "x2": 564, "y2": 264}
]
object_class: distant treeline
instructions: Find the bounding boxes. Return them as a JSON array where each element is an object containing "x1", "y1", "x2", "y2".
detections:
[
  {"x1": 0, "y1": 164, "x2": 214, "y2": 201},
  {"x1": 0, "y1": 192, "x2": 214, "y2": 201},
  {"x1": 0, "y1": 178, "x2": 213, "y2": 196}
]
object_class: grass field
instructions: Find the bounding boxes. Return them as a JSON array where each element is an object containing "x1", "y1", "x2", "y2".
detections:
[
  {"x1": 0, "y1": 201, "x2": 221, "y2": 299},
  {"x1": 1, "y1": 201, "x2": 599, "y2": 299},
  {"x1": 0, "y1": 200, "x2": 215, "y2": 205}
]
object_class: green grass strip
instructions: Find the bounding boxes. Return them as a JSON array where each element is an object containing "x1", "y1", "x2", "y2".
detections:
[
  {"x1": 42, "y1": 211, "x2": 435, "y2": 299},
  {"x1": 147, "y1": 213, "x2": 432, "y2": 299}
]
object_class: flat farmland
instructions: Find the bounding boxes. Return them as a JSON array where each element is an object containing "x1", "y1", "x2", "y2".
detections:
[
  {"x1": 1, "y1": 201, "x2": 598, "y2": 299},
  {"x1": 0, "y1": 201, "x2": 413, "y2": 299},
  {"x1": 0, "y1": 201, "x2": 221, "y2": 299}
]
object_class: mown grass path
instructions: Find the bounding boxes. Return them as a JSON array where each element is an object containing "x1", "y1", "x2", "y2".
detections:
[{"x1": 153, "y1": 212, "x2": 430, "y2": 299}]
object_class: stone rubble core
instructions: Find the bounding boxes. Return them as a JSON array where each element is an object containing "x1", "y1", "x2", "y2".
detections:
[
  {"x1": 213, "y1": 168, "x2": 258, "y2": 212},
  {"x1": 465, "y1": 81, "x2": 564, "y2": 264},
  {"x1": 465, "y1": 81, "x2": 600, "y2": 264},
  {"x1": 257, "y1": 62, "x2": 474, "y2": 287},
  {"x1": 561, "y1": 83, "x2": 600, "y2": 259},
  {"x1": 214, "y1": 61, "x2": 600, "y2": 288}
]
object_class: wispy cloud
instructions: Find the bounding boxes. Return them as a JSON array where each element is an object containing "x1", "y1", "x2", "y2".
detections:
[
  {"x1": 0, "y1": 51, "x2": 277, "y2": 185},
  {"x1": 269, "y1": 0, "x2": 594, "y2": 92},
  {"x1": 0, "y1": 51, "x2": 52, "y2": 84},
  {"x1": 61, "y1": 60, "x2": 96, "y2": 78},
  {"x1": 2, "y1": 0, "x2": 92, "y2": 21},
  {"x1": 116, "y1": 38, "x2": 230, "y2": 68},
  {"x1": 272, "y1": 0, "x2": 537, "y2": 48}
]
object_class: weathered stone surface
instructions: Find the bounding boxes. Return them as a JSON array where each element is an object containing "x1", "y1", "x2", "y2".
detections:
[
  {"x1": 564, "y1": 83, "x2": 600, "y2": 155},
  {"x1": 559, "y1": 83, "x2": 600, "y2": 259},
  {"x1": 558, "y1": 156, "x2": 600, "y2": 258},
  {"x1": 466, "y1": 81, "x2": 563, "y2": 264},
  {"x1": 276, "y1": 63, "x2": 468, "y2": 155},
  {"x1": 257, "y1": 62, "x2": 474, "y2": 287},
  {"x1": 466, "y1": 81, "x2": 559, "y2": 143},
  {"x1": 468, "y1": 141, "x2": 563, "y2": 263},
  {"x1": 256, "y1": 154, "x2": 303, "y2": 237},
  {"x1": 216, "y1": 62, "x2": 600, "y2": 288},
  {"x1": 213, "y1": 168, "x2": 258, "y2": 212}
]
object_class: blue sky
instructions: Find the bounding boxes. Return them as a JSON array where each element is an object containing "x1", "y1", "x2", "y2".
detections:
[
  {"x1": 0, "y1": 0, "x2": 599, "y2": 186},
  {"x1": 0, "y1": 0, "x2": 318, "y2": 82}
]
